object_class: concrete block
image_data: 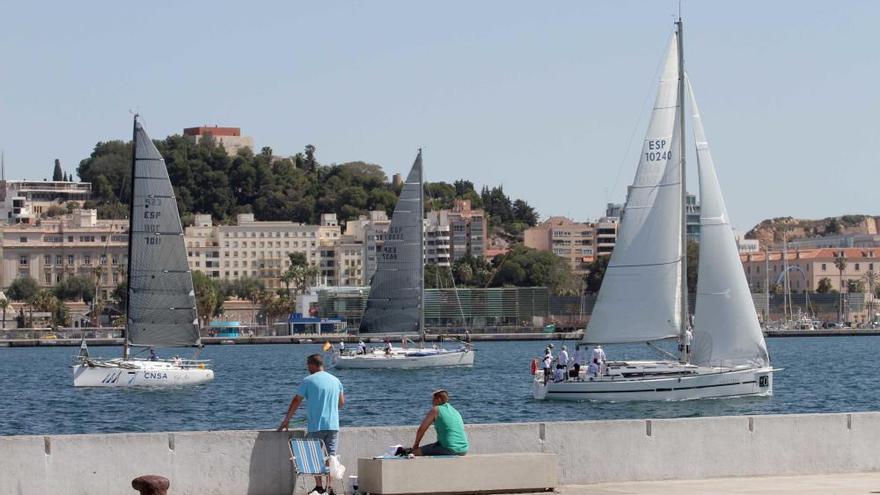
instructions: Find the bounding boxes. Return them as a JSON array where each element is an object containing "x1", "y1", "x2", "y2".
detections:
[{"x1": 357, "y1": 453, "x2": 558, "y2": 494}]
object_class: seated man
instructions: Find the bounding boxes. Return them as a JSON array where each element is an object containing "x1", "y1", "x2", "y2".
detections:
[{"x1": 410, "y1": 389, "x2": 468, "y2": 456}]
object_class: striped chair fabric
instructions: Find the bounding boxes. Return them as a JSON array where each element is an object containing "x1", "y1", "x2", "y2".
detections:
[{"x1": 290, "y1": 438, "x2": 329, "y2": 475}]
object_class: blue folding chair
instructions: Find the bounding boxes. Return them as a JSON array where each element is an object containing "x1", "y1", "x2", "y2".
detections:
[{"x1": 289, "y1": 438, "x2": 342, "y2": 495}]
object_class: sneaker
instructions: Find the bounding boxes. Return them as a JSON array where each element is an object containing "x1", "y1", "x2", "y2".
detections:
[{"x1": 307, "y1": 487, "x2": 325, "y2": 495}]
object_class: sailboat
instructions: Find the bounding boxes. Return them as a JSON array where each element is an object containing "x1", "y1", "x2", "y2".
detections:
[
  {"x1": 333, "y1": 150, "x2": 475, "y2": 369},
  {"x1": 534, "y1": 20, "x2": 775, "y2": 401},
  {"x1": 72, "y1": 116, "x2": 214, "y2": 387}
]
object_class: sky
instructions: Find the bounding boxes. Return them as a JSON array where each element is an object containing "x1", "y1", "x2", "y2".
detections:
[{"x1": 1, "y1": 1, "x2": 878, "y2": 231}]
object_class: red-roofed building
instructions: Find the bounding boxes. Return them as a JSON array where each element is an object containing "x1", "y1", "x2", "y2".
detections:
[
  {"x1": 183, "y1": 126, "x2": 254, "y2": 156},
  {"x1": 741, "y1": 247, "x2": 880, "y2": 295}
]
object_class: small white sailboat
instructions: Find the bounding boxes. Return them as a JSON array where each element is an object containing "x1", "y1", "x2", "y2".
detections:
[
  {"x1": 72, "y1": 116, "x2": 214, "y2": 387},
  {"x1": 333, "y1": 151, "x2": 474, "y2": 369},
  {"x1": 534, "y1": 20, "x2": 775, "y2": 401}
]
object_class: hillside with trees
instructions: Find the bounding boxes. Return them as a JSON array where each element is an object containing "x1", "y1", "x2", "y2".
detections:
[
  {"x1": 746, "y1": 215, "x2": 879, "y2": 245},
  {"x1": 76, "y1": 137, "x2": 539, "y2": 240}
]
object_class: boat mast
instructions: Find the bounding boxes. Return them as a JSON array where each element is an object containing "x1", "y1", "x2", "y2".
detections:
[
  {"x1": 676, "y1": 18, "x2": 689, "y2": 364},
  {"x1": 123, "y1": 115, "x2": 138, "y2": 360},
  {"x1": 418, "y1": 149, "x2": 426, "y2": 344}
]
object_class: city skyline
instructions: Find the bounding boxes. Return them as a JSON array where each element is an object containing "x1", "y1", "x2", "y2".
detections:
[{"x1": 1, "y1": 1, "x2": 878, "y2": 232}]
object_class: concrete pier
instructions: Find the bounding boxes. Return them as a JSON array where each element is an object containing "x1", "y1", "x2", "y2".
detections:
[{"x1": 2, "y1": 412, "x2": 880, "y2": 494}]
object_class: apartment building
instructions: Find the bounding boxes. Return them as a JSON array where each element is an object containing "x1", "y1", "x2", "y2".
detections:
[
  {"x1": 426, "y1": 199, "x2": 487, "y2": 264},
  {"x1": 184, "y1": 213, "x2": 341, "y2": 288},
  {"x1": 0, "y1": 180, "x2": 92, "y2": 224},
  {"x1": 0, "y1": 210, "x2": 128, "y2": 299},
  {"x1": 524, "y1": 216, "x2": 619, "y2": 275}
]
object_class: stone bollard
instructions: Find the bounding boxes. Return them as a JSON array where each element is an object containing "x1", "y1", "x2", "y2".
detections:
[{"x1": 131, "y1": 475, "x2": 170, "y2": 495}]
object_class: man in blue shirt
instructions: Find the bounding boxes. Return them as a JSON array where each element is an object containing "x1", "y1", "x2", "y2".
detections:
[{"x1": 278, "y1": 354, "x2": 345, "y2": 495}]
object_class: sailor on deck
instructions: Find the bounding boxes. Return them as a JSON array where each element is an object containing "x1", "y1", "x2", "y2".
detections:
[
  {"x1": 357, "y1": 340, "x2": 367, "y2": 355},
  {"x1": 557, "y1": 345, "x2": 569, "y2": 381},
  {"x1": 592, "y1": 345, "x2": 607, "y2": 375},
  {"x1": 542, "y1": 349, "x2": 553, "y2": 385}
]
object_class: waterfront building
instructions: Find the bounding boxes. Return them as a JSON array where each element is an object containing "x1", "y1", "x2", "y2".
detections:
[
  {"x1": 184, "y1": 213, "x2": 341, "y2": 288},
  {"x1": 740, "y1": 247, "x2": 880, "y2": 294},
  {"x1": 0, "y1": 179, "x2": 92, "y2": 224},
  {"x1": 182, "y1": 126, "x2": 254, "y2": 156},
  {"x1": 524, "y1": 216, "x2": 618, "y2": 275},
  {"x1": 0, "y1": 209, "x2": 127, "y2": 299}
]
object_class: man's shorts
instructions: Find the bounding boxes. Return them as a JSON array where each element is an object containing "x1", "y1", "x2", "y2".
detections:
[
  {"x1": 306, "y1": 430, "x2": 339, "y2": 455},
  {"x1": 420, "y1": 442, "x2": 464, "y2": 456}
]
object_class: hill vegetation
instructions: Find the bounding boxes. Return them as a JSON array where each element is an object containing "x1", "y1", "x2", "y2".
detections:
[{"x1": 76, "y1": 137, "x2": 539, "y2": 238}]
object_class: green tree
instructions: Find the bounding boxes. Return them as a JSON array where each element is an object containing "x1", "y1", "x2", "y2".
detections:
[
  {"x1": 584, "y1": 255, "x2": 610, "y2": 294},
  {"x1": 0, "y1": 295, "x2": 9, "y2": 329},
  {"x1": 192, "y1": 271, "x2": 223, "y2": 328},
  {"x1": 53, "y1": 275, "x2": 95, "y2": 303},
  {"x1": 7, "y1": 276, "x2": 39, "y2": 302},
  {"x1": 816, "y1": 277, "x2": 834, "y2": 294},
  {"x1": 280, "y1": 253, "x2": 319, "y2": 296},
  {"x1": 512, "y1": 199, "x2": 539, "y2": 227},
  {"x1": 53, "y1": 159, "x2": 63, "y2": 181},
  {"x1": 834, "y1": 252, "x2": 847, "y2": 320},
  {"x1": 234, "y1": 276, "x2": 265, "y2": 324},
  {"x1": 847, "y1": 279, "x2": 865, "y2": 293},
  {"x1": 489, "y1": 245, "x2": 575, "y2": 294}
]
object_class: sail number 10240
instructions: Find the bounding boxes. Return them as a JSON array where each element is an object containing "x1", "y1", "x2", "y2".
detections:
[{"x1": 645, "y1": 139, "x2": 671, "y2": 162}]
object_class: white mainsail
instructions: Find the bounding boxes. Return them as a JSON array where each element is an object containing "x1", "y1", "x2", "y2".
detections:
[
  {"x1": 688, "y1": 77, "x2": 769, "y2": 367},
  {"x1": 585, "y1": 34, "x2": 684, "y2": 344}
]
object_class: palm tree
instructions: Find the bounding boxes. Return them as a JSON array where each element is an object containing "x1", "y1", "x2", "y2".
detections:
[
  {"x1": 834, "y1": 252, "x2": 847, "y2": 321},
  {"x1": 0, "y1": 295, "x2": 9, "y2": 330},
  {"x1": 864, "y1": 270, "x2": 880, "y2": 323}
]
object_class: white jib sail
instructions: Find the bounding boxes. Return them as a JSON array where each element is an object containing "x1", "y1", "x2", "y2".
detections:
[
  {"x1": 585, "y1": 34, "x2": 683, "y2": 344},
  {"x1": 688, "y1": 76, "x2": 769, "y2": 368}
]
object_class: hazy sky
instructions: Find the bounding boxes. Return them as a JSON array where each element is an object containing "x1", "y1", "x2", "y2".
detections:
[{"x1": 1, "y1": 1, "x2": 877, "y2": 231}]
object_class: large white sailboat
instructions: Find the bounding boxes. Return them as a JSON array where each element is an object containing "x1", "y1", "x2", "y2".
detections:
[
  {"x1": 72, "y1": 116, "x2": 214, "y2": 387},
  {"x1": 534, "y1": 20, "x2": 775, "y2": 401},
  {"x1": 333, "y1": 151, "x2": 474, "y2": 369}
]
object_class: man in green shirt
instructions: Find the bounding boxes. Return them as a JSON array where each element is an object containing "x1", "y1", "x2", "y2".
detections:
[{"x1": 411, "y1": 389, "x2": 469, "y2": 456}]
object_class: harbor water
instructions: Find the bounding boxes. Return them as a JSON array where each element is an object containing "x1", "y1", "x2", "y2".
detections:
[{"x1": 0, "y1": 337, "x2": 874, "y2": 436}]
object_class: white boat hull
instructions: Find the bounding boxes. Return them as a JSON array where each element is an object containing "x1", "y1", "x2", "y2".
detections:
[
  {"x1": 533, "y1": 360, "x2": 774, "y2": 401},
  {"x1": 72, "y1": 359, "x2": 214, "y2": 387},
  {"x1": 333, "y1": 348, "x2": 475, "y2": 369}
]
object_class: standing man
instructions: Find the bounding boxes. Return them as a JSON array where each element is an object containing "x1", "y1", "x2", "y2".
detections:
[
  {"x1": 684, "y1": 328, "x2": 694, "y2": 362},
  {"x1": 557, "y1": 345, "x2": 569, "y2": 381},
  {"x1": 541, "y1": 349, "x2": 553, "y2": 385},
  {"x1": 278, "y1": 354, "x2": 345, "y2": 495},
  {"x1": 411, "y1": 389, "x2": 469, "y2": 456}
]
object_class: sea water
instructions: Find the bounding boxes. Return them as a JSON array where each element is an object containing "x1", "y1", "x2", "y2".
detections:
[{"x1": 0, "y1": 337, "x2": 875, "y2": 436}]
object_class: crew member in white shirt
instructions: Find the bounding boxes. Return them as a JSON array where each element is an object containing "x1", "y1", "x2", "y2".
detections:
[
  {"x1": 684, "y1": 328, "x2": 694, "y2": 361},
  {"x1": 542, "y1": 350, "x2": 553, "y2": 385},
  {"x1": 592, "y1": 345, "x2": 607, "y2": 375},
  {"x1": 557, "y1": 345, "x2": 569, "y2": 381}
]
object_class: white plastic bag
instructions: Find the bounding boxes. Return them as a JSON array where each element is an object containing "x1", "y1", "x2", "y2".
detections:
[{"x1": 328, "y1": 455, "x2": 346, "y2": 480}]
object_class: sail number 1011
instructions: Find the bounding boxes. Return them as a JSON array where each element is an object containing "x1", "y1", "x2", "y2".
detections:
[{"x1": 644, "y1": 138, "x2": 671, "y2": 162}]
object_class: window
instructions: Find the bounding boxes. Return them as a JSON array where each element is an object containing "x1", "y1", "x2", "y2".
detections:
[
  {"x1": 856, "y1": 263, "x2": 860, "y2": 271},
  {"x1": 83, "y1": 255, "x2": 91, "y2": 266},
  {"x1": 44, "y1": 255, "x2": 51, "y2": 266},
  {"x1": 45, "y1": 273, "x2": 52, "y2": 284},
  {"x1": 100, "y1": 255, "x2": 108, "y2": 265},
  {"x1": 19, "y1": 237, "x2": 27, "y2": 243},
  {"x1": 19, "y1": 256, "x2": 28, "y2": 266},
  {"x1": 56, "y1": 255, "x2": 63, "y2": 266},
  {"x1": 112, "y1": 255, "x2": 119, "y2": 265},
  {"x1": 821, "y1": 263, "x2": 827, "y2": 271},
  {"x1": 68, "y1": 255, "x2": 75, "y2": 266}
]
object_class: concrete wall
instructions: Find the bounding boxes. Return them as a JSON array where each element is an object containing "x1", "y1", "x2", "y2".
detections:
[{"x1": 3, "y1": 412, "x2": 880, "y2": 494}]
